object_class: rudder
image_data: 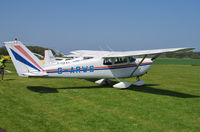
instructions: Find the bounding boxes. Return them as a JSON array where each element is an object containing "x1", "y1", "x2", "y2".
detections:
[
  {"x1": 44, "y1": 50, "x2": 56, "y2": 65},
  {"x1": 3, "y1": 40, "x2": 45, "y2": 77}
]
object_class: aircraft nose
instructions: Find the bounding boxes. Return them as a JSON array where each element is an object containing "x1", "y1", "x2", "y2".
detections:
[{"x1": 151, "y1": 54, "x2": 161, "y2": 61}]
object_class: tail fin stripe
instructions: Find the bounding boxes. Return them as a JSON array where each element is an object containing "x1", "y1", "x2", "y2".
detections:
[
  {"x1": 14, "y1": 45, "x2": 44, "y2": 71},
  {"x1": 10, "y1": 48, "x2": 40, "y2": 71}
]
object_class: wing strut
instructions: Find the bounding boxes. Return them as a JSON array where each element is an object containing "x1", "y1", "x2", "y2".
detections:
[
  {"x1": 130, "y1": 55, "x2": 147, "y2": 77},
  {"x1": 151, "y1": 53, "x2": 161, "y2": 61}
]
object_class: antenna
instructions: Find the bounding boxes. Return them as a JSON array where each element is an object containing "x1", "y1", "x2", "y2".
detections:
[
  {"x1": 106, "y1": 44, "x2": 113, "y2": 51},
  {"x1": 98, "y1": 45, "x2": 104, "y2": 51}
]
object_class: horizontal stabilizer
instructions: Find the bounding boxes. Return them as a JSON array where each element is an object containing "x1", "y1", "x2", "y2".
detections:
[{"x1": 23, "y1": 72, "x2": 48, "y2": 77}]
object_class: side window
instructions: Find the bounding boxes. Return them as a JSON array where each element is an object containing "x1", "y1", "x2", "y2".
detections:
[
  {"x1": 129, "y1": 56, "x2": 136, "y2": 62},
  {"x1": 115, "y1": 57, "x2": 120, "y2": 64},
  {"x1": 122, "y1": 57, "x2": 127, "y2": 63},
  {"x1": 114, "y1": 57, "x2": 128, "y2": 64},
  {"x1": 103, "y1": 58, "x2": 113, "y2": 65}
]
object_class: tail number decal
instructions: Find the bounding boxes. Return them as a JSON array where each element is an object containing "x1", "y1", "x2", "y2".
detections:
[
  {"x1": 70, "y1": 66, "x2": 94, "y2": 73},
  {"x1": 57, "y1": 66, "x2": 94, "y2": 74}
]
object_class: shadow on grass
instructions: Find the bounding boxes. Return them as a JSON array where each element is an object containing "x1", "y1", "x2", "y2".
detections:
[
  {"x1": 27, "y1": 84, "x2": 199, "y2": 98},
  {"x1": 1, "y1": 79, "x2": 16, "y2": 81},
  {"x1": 0, "y1": 128, "x2": 7, "y2": 132},
  {"x1": 27, "y1": 86, "x2": 59, "y2": 93},
  {"x1": 27, "y1": 85, "x2": 107, "y2": 94},
  {"x1": 127, "y1": 84, "x2": 199, "y2": 98}
]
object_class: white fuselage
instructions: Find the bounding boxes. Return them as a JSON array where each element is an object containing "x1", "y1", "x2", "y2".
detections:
[{"x1": 44, "y1": 58, "x2": 153, "y2": 78}]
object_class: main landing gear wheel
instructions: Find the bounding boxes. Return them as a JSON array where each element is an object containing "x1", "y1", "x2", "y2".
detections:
[
  {"x1": 111, "y1": 76, "x2": 132, "y2": 89},
  {"x1": 113, "y1": 82, "x2": 132, "y2": 89},
  {"x1": 95, "y1": 79, "x2": 112, "y2": 86},
  {"x1": 133, "y1": 76, "x2": 145, "y2": 86}
]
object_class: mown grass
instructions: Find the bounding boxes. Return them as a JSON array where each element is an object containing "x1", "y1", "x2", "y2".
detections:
[
  {"x1": 154, "y1": 58, "x2": 200, "y2": 65},
  {"x1": 0, "y1": 59, "x2": 200, "y2": 132}
]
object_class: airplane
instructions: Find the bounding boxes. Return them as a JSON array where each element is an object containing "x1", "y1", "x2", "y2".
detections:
[
  {"x1": 3, "y1": 40, "x2": 194, "y2": 88},
  {"x1": 55, "y1": 49, "x2": 68, "y2": 57},
  {"x1": 34, "y1": 49, "x2": 83, "y2": 64},
  {"x1": 45, "y1": 50, "x2": 84, "y2": 65}
]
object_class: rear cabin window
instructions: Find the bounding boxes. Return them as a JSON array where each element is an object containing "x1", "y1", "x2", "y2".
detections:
[
  {"x1": 114, "y1": 57, "x2": 128, "y2": 64},
  {"x1": 103, "y1": 58, "x2": 113, "y2": 65}
]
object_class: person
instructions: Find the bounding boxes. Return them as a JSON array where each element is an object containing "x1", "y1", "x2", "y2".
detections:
[{"x1": 0, "y1": 57, "x2": 7, "y2": 80}]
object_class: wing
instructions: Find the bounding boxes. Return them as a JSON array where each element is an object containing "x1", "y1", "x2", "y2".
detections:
[
  {"x1": 70, "y1": 50, "x2": 111, "y2": 57},
  {"x1": 70, "y1": 48, "x2": 194, "y2": 58}
]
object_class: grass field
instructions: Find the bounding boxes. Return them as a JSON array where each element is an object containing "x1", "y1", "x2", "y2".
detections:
[
  {"x1": 154, "y1": 58, "x2": 200, "y2": 65},
  {"x1": 0, "y1": 58, "x2": 200, "y2": 132}
]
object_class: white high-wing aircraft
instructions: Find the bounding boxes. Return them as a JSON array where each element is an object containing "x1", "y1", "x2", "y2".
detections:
[
  {"x1": 34, "y1": 50, "x2": 82, "y2": 65},
  {"x1": 3, "y1": 40, "x2": 194, "y2": 88}
]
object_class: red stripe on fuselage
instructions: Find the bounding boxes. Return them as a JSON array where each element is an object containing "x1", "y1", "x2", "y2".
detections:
[
  {"x1": 95, "y1": 62, "x2": 152, "y2": 69},
  {"x1": 14, "y1": 45, "x2": 44, "y2": 71},
  {"x1": 45, "y1": 62, "x2": 152, "y2": 72}
]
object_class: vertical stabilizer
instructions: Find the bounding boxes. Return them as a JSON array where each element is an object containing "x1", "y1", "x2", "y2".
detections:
[
  {"x1": 44, "y1": 50, "x2": 56, "y2": 65},
  {"x1": 3, "y1": 40, "x2": 45, "y2": 77}
]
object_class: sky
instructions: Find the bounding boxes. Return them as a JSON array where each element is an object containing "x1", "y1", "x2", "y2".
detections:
[{"x1": 0, "y1": 0, "x2": 200, "y2": 53}]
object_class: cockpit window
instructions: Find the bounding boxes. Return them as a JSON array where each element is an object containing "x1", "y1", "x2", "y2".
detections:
[
  {"x1": 103, "y1": 58, "x2": 113, "y2": 65},
  {"x1": 129, "y1": 56, "x2": 136, "y2": 62}
]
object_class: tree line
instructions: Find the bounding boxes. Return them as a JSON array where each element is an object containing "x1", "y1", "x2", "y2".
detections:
[{"x1": 162, "y1": 52, "x2": 200, "y2": 59}]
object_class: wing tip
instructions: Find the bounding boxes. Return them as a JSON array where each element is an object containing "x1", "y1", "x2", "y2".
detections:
[{"x1": 177, "y1": 47, "x2": 195, "y2": 52}]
